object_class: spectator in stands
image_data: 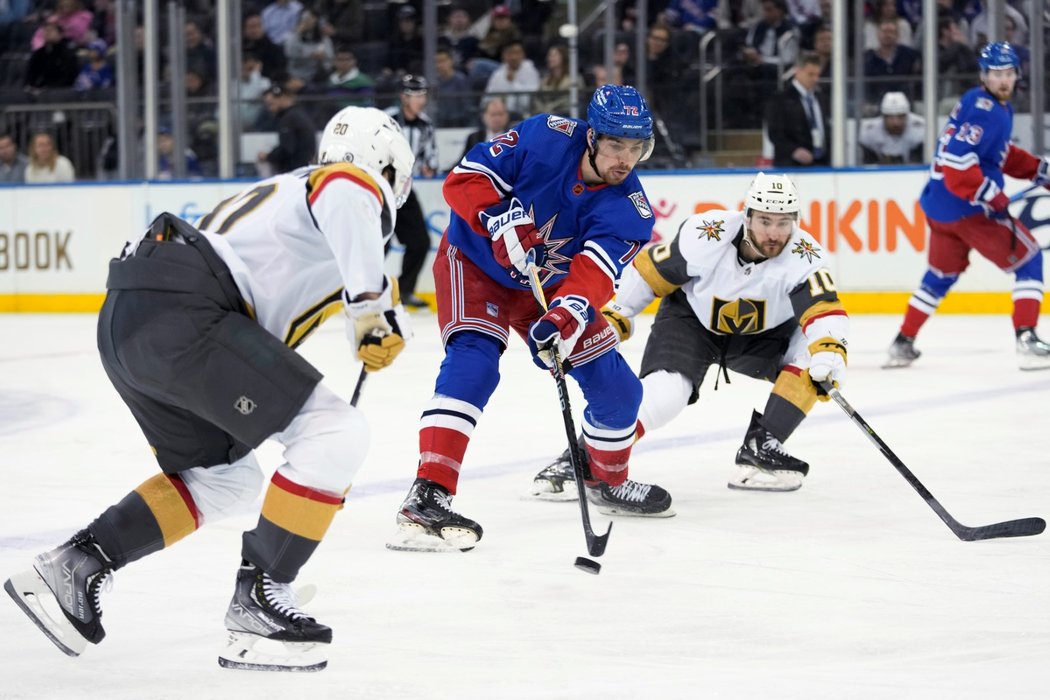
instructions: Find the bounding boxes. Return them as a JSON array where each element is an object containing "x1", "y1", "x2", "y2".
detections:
[
  {"x1": 388, "y1": 4, "x2": 424, "y2": 75},
  {"x1": 316, "y1": 0, "x2": 365, "y2": 47},
  {"x1": 262, "y1": 0, "x2": 303, "y2": 45},
  {"x1": 0, "y1": 0, "x2": 32, "y2": 53},
  {"x1": 483, "y1": 38, "x2": 540, "y2": 118},
  {"x1": 459, "y1": 96, "x2": 511, "y2": 160},
  {"x1": 327, "y1": 46, "x2": 374, "y2": 107},
  {"x1": 765, "y1": 51, "x2": 829, "y2": 167},
  {"x1": 863, "y1": 18, "x2": 920, "y2": 104},
  {"x1": 385, "y1": 74, "x2": 437, "y2": 310},
  {"x1": 742, "y1": 0, "x2": 799, "y2": 72},
  {"x1": 534, "y1": 44, "x2": 574, "y2": 116},
  {"x1": 257, "y1": 83, "x2": 315, "y2": 174},
  {"x1": 244, "y1": 11, "x2": 288, "y2": 82},
  {"x1": 478, "y1": 5, "x2": 521, "y2": 62},
  {"x1": 184, "y1": 19, "x2": 216, "y2": 84},
  {"x1": 937, "y1": 16, "x2": 978, "y2": 102},
  {"x1": 90, "y1": 0, "x2": 116, "y2": 47},
  {"x1": 24, "y1": 131, "x2": 75, "y2": 183},
  {"x1": 0, "y1": 133, "x2": 28, "y2": 183},
  {"x1": 970, "y1": 3, "x2": 1027, "y2": 48},
  {"x1": 935, "y1": 0, "x2": 971, "y2": 40},
  {"x1": 644, "y1": 23, "x2": 684, "y2": 114},
  {"x1": 73, "y1": 38, "x2": 114, "y2": 91},
  {"x1": 434, "y1": 47, "x2": 473, "y2": 127},
  {"x1": 812, "y1": 23, "x2": 832, "y2": 77},
  {"x1": 859, "y1": 90, "x2": 925, "y2": 164},
  {"x1": 864, "y1": 0, "x2": 912, "y2": 51},
  {"x1": 283, "y1": 8, "x2": 333, "y2": 85},
  {"x1": 662, "y1": 0, "x2": 720, "y2": 34},
  {"x1": 30, "y1": 0, "x2": 92, "y2": 50},
  {"x1": 155, "y1": 127, "x2": 202, "y2": 179},
  {"x1": 24, "y1": 19, "x2": 79, "y2": 92},
  {"x1": 785, "y1": 0, "x2": 822, "y2": 27},
  {"x1": 440, "y1": 4, "x2": 480, "y2": 68},
  {"x1": 239, "y1": 52, "x2": 272, "y2": 130}
]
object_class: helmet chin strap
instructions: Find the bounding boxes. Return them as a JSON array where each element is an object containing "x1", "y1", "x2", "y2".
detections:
[
  {"x1": 586, "y1": 131, "x2": 603, "y2": 181},
  {"x1": 740, "y1": 212, "x2": 768, "y2": 262}
]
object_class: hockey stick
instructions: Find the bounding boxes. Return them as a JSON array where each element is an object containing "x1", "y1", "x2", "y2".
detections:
[
  {"x1": 819, "y1": 380, "x2": 1046, "y2": 541},
  {"x1": 1008, "y1": 183, "x2": 1041, "y2": 203},
  {"x1": 526, "y1": 263, "x2": 612, "y2": 558},
  {"x1": 350, "y1": 366, "x2": 367, "y2": 407}
]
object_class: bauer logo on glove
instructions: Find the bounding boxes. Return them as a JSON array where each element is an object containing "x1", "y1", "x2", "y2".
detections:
[{"x1": 479, "y1": 197, "x2": 548, "y2": 275}]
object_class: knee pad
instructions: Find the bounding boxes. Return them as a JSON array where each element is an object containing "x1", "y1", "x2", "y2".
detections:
[
  {"x1": 637, "y1": 371, "x2": 693, "y2": 433},
  {"x1": 1015, "y1": 250, "x2": 1044, "y2": 284},
  {"x1": 434, "y1": 331, "x2": 502, "y2": 408},
  {"x1": 278, "y1": 385, "x2": 370, "y2": 495},
  {"x1": 919, "y1": 269, "x2": 959, "y2": 300},
  {"x1": 574, "y1": 352, "x2": 642, "y2": 429},
  {"x1": 179, "y1": 453, "x2": 265, "y2": 523}
]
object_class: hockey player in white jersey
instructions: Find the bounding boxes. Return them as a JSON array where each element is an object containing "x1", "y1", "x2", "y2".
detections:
[
  {"x1": 858, "y1": 91, "x2": 925, "y2": 165},
  {"x1": 4, "y1": 107, "x2": 415, "y2": 671},
  {"x1": 532, "y1": 173, "x2": 849, "y2": 495}
]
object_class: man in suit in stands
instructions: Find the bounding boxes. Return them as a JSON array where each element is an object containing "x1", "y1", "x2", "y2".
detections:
[
  {"x1": 765, "y1": 51, "x2": 829, "y2": 167},
  {"x1": 459, "y1": 97, "x2": 511, "y2": 161}
]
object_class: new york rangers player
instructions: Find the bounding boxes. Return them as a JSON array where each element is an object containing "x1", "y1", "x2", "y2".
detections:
[
  {"x1": 391, "y1": 85, "x2": 675, "y2": 553},
  {"x1": 886, "y1": 41, "x2": 1050, "y2": 370}
]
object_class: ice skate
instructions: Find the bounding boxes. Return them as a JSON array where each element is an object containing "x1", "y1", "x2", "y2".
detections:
[
  {"x1": 387, "y1": 478, "x2": 483, "y2": 552},
  {"x1": 883, "y1": 332, "x2": 921, "y2": 368},
  {"x1": 529, "y1": 448, "x2": 578, "y2": 501},
  {"x1": 4, "y1": 529, "x2": 114, "y2": 657},
  {"x1": 1016, "y1": 328, "x2": 1050, "y2": 371},
  {"x1": 586, "y1": 479, "x2": 675, "y2": 517},
  {"x1": 730, "y1": 410, "x2": 809, "y2": 492},
  {"x1": 218, "y1": 561, "x2": 331, "y2": 672}
]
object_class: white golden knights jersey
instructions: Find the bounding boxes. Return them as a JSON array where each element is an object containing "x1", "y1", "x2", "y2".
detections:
[
  {"x1": 614, "y1": 209, "x2": 847, "y2": 341},
  {"x1": 194, "y1": 162, "x2": 397, "y2": 348}
]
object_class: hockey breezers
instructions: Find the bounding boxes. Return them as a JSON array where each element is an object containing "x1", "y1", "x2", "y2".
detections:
[
  {"x1": 526, "y1": 262, "x2": 611, "y2": 558},
  {"x1": 820, "y1": 380, "x2": 1046, "y2": 541}
]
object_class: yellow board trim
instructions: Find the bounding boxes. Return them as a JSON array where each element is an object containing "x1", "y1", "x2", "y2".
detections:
[{"x1": 1, "y1": 291, "x2": 1041, "y2": 315}]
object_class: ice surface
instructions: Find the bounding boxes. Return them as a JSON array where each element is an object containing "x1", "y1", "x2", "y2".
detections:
[{"x1": 0, "y1": 312, "x2": 1047, "y2": 699}]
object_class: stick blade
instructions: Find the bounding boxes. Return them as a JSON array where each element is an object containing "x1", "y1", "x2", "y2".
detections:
[
  {"x1": 958, "y1": 517, "x2": 1046, "y2": 541},
  {"x1": 586, "y1": 522, "x2": 612, "y2": 557}
]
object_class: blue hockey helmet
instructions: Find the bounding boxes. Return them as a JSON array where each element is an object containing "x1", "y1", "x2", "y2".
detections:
[
  {"x1": 977, "y1": 41, "x2": 1020, "y2": 73},
  {"x1": 587, "y1": 84, "x2": 655, "y2": 160}
]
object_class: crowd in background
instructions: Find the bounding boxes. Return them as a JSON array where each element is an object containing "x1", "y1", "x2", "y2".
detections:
[{"x1": 0, "y1": 0, "x2": 1047, "y2": 181}]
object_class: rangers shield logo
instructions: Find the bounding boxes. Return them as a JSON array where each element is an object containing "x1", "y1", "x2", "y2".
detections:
[{"x1": 628, "y1": 192, "x2": 653, "y2": 219}]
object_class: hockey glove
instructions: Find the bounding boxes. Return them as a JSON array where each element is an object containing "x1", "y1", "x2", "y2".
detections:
[
  {"x1": 807, "y1": 336, "x2": 847, "y2": 398},
  {"x1": 344, "y1": 276, "x2": 412, "y2": 372},
  {"x1": 1035, "y1": 157, "x2": 1050, "y2": 190},
  {"x1": 601, "y1": 303, "x2": 633, "y2": 343},
  {"x1": 529, "y1": 295, "x2": 593, "y2": 368},
  {"x1": 479, "y1": 197, "x2": 547, "y2": 276},
  {"x1": 975, "y1": 178, "x2": 1011, "y2": 220}
]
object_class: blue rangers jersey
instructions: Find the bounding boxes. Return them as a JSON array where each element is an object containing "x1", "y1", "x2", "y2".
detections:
[{"x1": 443, "y1": 113, "x2": 654, "y2": 305}]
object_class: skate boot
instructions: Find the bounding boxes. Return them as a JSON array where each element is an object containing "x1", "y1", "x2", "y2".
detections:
[
  {"x1": 529, "y1": 448, "x2": 578, "y2": 501},
  {"x1": 1016, "y1": 327, "x2": 1050, "y2": 371},
  {"x1": 387, "y1": 478, "x2": 483, "y2": 552},
  {"x1": 884, "y1": 332, "x2": 921, "y2": 368},
  {"x1": 586, "y1": 479, "x2": 675, "y2": 517},
  {"x1": 218, "y1": 561, "x2": 332, "y2": 672},
  {"x1": 4, "y1": 529, "x2": 114, "y2": 657},
  {"x1": 729, "y1": 410, "x2": 809, "y2": 492}
]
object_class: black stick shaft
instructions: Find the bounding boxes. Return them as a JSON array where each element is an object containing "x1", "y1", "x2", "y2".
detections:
[{"x1": 350, "y1": 366, "x2": 367, "y2": 407}]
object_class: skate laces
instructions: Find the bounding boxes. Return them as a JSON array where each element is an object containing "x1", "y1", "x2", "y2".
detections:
[
  {"x1": 261, "y1": 575, "x2": 309, "y2": 622},
  {"x1": 608, "y1": 480, "x2": 652, "y2": 503},
  {"x1": 761, "y1": 435, "x2": 790, "y2": 457}
]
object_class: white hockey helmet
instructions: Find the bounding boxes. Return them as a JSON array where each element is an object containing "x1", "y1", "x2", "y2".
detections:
[
  {"x1": 880, "y1": 91, "x2": 910, "y2": 116},
  {"x1": 744, "y1": 172, "x2": 800, "y2": 215},
  {"x1": 317, "y1": 106, "x2": 415, "y2": 208}
]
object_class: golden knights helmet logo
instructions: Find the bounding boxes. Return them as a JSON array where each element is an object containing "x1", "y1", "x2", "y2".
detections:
[{"x1": 711, "y1": 297, "x2": 766, "y2": 334}]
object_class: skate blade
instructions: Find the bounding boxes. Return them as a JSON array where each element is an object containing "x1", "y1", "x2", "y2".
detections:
[
  {"x1": 385, "y1": 523, "x2": 477, "y2": 553},
  {"x1": 594, "y1": 504, "x2": 677, "y2": 518},
  {"x1": 881, "y1": 358, "x2": 915, "y2": 369},
  {"x1": 4, "y1": 570, "x2": 88, "y2": 657},
  {"x1": 526, "y1": 481, "x2": 578, "y2": 502},
  {"x1": 728, "y1": 465, "x2": 803, "y2": 492},
  {"x1": 218, "y1": 631, "x2": 327, "y2": 672},
  {"x1": 1018, "y1": 358, "x2": 1050, "y2": 371}
]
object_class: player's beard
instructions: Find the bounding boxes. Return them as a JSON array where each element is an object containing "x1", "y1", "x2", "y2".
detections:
[{"x1": 744, "y1": 228, "x2": 788, "y2": 259}]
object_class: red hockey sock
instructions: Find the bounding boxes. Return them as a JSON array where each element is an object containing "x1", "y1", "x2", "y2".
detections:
[
  {"x1": 1012, "y1": 298, "x2": 1040, "y2": 331},
  {"x1": 900, "y1": 304, "x2": 931, "y2": 338},
  {"x1": 418, "y1": 427, "x2": 469, "y2": 494}
]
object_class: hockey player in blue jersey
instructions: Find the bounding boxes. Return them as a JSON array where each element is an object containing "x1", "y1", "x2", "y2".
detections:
[
  {"x1": 886, "y1": 41, "x2": 1050, "y2": 370},
  {"x1": 390, "y1": 85, "x2": 675, "y2": 552}
]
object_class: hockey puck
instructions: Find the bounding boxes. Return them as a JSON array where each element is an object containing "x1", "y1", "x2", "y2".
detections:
[{"x1": 574, "y1": 556, "x2": 601, "y2": 575}]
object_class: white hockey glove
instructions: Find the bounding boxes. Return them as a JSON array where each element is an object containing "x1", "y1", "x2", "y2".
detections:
[
  {"x1": 807, "y1": 336, "x2": 847, "y2": 398},
  {"x1": 479, "y1": 197, "x2": 547, "y2": 276},
  {"x1": 1035, "y1": 157, "x2": 1050, "y2": 189},
  {"x1": 601, "y1": 302, "x2": 633, "y2": 343},
  {"x1": 529, "y1": 295, "x2": 592, "y2": 368},
  {"x1": 344, "y1": 276, "x2": 413, "y2": 372}
]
